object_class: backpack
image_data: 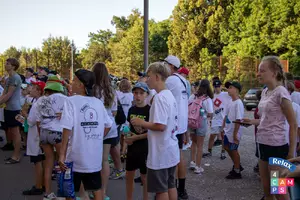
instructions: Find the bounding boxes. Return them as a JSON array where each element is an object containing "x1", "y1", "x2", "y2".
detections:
[
  {"x1": 188, "y1": 96, "x2": 207, "y2": 129},
  {"x1": 115, "y1": 99, "x2": 126, "y2": 125}
]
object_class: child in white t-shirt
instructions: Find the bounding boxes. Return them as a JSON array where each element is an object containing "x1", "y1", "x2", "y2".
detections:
[
  {"x1": 222, "y1": 81, "x2": 244, "y2": 179},
  {"x1": 35, "y1": 75, "x2": 67, "y2": 199},
  {"x1": 22, "y1": 81, "x2": 46, "y2": 196},
  {"x1": 131, "y1": 62, "x2": 180, "y2": 200},
  {"x1": 59, "y1": 69, "x2": 112, "y2": 200}
]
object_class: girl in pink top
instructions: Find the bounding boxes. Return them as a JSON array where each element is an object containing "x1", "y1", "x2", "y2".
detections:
[{"x1": 244, "y1": 56, "x2": 297, "y2": 200}]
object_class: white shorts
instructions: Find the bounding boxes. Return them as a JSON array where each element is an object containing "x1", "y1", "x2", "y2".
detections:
[{"x1": 210, "y1": 126, "x2": 222, "y2": 134}]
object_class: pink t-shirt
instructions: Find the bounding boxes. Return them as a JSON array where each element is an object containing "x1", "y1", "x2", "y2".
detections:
[{"x1": 257, "y1": 86, "x2": 291, "y2": 146}]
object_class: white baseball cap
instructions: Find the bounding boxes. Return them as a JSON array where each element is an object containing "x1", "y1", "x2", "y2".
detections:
[{"x1": 163, "y1": 55, "x2": 181, "y2": 69}]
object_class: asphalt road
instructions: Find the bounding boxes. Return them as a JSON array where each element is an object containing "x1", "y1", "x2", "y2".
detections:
[{"x1": 0, "y1": 111, "x2": 263, "y2": 200}]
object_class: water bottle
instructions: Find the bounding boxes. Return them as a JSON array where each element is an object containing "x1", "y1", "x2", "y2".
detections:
[
  {"x1": 200, "y1": 108, "x2": 205, "y2": 116},
  {"x1": 123, "y1": 125, "x2": 131, "y2": 137}
]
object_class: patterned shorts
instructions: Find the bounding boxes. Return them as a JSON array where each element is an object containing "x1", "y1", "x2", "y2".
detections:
[{"x1": 40, "y1": 129, "x2": 62, "y2": 145}]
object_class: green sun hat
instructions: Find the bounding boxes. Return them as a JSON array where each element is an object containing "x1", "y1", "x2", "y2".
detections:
[{"x1": 44, "y1": 75, "x2": 64, "y2": 92}]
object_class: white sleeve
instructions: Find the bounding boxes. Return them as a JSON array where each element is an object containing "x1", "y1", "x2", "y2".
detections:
[
  {"x1": 111, "y1": 95, "x2": 118, "y2": 112},
  {"x1": 35, "y1": 99, "x2": 42, "y2": 122},
  {"x1": 203, "y1": 98, "x2": 213, "y2": 114},
  {"x1": 103, "y1": 106, "x2": 113, "y2": 128},
  {"x1": 60, "y1": 99, "x2": 74, "y2": 130},
  {"x1": 235, "y1": 101, "x2": 244, "y2": 120},
  {"x1": 166, "y1": 77, "x2": 177, "y2": 96},
  {"x1": 295, "y1": 105, "x2": 300, "y2": 128},
  {"x1": 152, "y1": 96, "x2": 169, "y2": 125},
  {"x1": 27, "y1": 103, "x2": 38, "y2": 127}
]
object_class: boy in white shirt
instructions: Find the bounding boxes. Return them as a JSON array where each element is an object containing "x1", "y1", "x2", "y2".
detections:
[
  {"x1": 59, "y1": 69, "x2": 112, "y2": 200},
  {"x1": 131, "y1": 62, "x2": 180, "y2": 200},
  {"x1": 222, "y1": 81, "x2": 244, "y2": 179}
]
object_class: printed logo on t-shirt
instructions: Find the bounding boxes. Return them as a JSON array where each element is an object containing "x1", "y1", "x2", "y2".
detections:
[
  {"x1": 130, "y1": 114, "x2": 147, "y2": 134},
  {"x1": 40, "y1": 97, "x2": 59, "y2": 124},
  {"x1": 80, "y1": 103, "x2": 100, "y2": 140},
  {"x1": 214, "y1": 98, "x2": 224, "y2": 115}
]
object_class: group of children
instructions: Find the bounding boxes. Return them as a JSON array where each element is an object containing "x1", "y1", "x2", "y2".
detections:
[{"x1": 3, "y1": 54, "x2": 300, "y2": 200}]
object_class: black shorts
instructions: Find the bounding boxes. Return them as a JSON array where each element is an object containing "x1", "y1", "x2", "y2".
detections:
[
  {"x1": 74, "y1": 171, "x2": 102, "y2": 192},
  {"x1": 126, "y1": 151, "x2": 148, "y2": 174},
  {"x1": 30, "y1": 154, "x2": 45, "y2": 164},
  {"x1": 103, "y1": 136, "x2": 119, "y2": 147},
  {"x1": 176, "y1": 134, "x2": 184, "y2": 150},
  {"x1": 4, "y1": 110, "x2": 22, "y2": 128},
  {"x1": 257, "y1": 143, "x2": 289, "y2": 162},
  {"x1": 255, "y1": 142, "x2": 259, "y2": 158}
]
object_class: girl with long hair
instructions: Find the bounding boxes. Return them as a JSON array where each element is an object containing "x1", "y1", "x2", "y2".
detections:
[
  {"x1": 92, "y1": 62, "x2": 124, "y2": 200},
  {"x1": 189, "y1": 79, "x2": 214, "y2": 174},
  {"x1": 244, "y1": 56, "x2": 297, "y2": 200}
]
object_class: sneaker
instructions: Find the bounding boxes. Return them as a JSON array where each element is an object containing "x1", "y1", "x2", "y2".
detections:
[
  {"x1": 226, "y1": 170, "x2": 242, "y2": 179},
  {"x1": 194, "y1": 166, "x2": 204, "y2": 174},
  {"x1": 202, "y1": 152, "x2": 212, "y2": 158},
  {"x1": 213, "y1": 139, "x2": 222, "y2": 146},
  {"x1": 189, "y1": 161, "x2": 196, "y2": 170},
  {"x1": 134, "y1": 176, "x2": 142, "y2": 183},
  {"x1": 220, "y1": 153, "x2": 226, "y2": 160},
  {"x1": 110, "y1": 169, "x2": 125, "y2": 180},
  {"x1": 229, "y1": 165, "x2": 244, "y2": 175},
  {"x1": 178, "y1": 189, "x2": 189, "y2": 200},
  {"x1": 43, "y1": 193, "x2": 57, "y2": 200},
  {"x1": 22, "y1": 186, "x2": 43, "y2": 195},
  {"x1": 1, "y1": 143, "x2": 14, "y2": 151}
]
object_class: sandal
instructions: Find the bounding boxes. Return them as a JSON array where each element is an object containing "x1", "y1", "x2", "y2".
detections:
[
  {"x1": 5, "y1": 158, "x2": 20, "y2": 164},
  {"x1": 4, "y1": 157, "x2": 11, "y2": 162}
]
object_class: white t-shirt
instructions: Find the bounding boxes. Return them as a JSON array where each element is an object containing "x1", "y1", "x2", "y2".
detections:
[
  {"x1": 25, "y1": 77, "x2": 35, "y2": 84},
  {"x1": 116, "y1": 91, "x2": 133, "y2": 125},
  {"x1": 291, "y1": 92, "x2": 300, "y2": 106},
  {"x1": 95, "y1": 88, "x2": 118, "y2": 139},
  {"x1": 166, "y1": 73, "x2": 188, "y2": 134},
  {"x1": 0, "y1": 85, "x2": 4, "y2": 122},
  {"x1": 224, "y1": 99, "x2": 244, "y2": 143},
  {"x1": 147, "y1": 90, "x2": 180, "y2": 170},
  {"x1": 26, "y1": 101, "x2": 42, "y2": 156},
  {"x1": 61, "y1": 95, "x2": 113, "y2": 173},
  {"x1": 286, "y1": 102, "x2": 300, "y2": 144},
  {"x1": 211, "y1": 92, "x2": 232, "y2": 127},
  {"x1": 188, "y1": 94, "x2": 213, "y2": 118},
  {"x1": 146, "y1": 89, "x2": 156, "y2": 106},
  {"x1": 36, "y1": 93, "x2": 67, "y2": 132}
]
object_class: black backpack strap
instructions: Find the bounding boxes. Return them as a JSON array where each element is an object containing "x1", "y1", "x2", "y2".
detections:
[{"x1": 172, "y1": 74, "x2": 187, "y2": 90}]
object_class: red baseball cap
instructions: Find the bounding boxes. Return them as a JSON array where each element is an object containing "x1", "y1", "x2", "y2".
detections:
[
  {"x1": 178, "y1": 67, "x2": 189, "y2": 76},
  {"x1": 295, "y1": 80, "x2": 300, "y2": 89},
  {"x1": 31, "y1": 81, "x2": 46, "y2": 91}
]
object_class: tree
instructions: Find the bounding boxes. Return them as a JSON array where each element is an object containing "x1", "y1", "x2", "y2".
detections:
[{"x1": 4, "y1": 46, "x2": 21, "y2": 60}]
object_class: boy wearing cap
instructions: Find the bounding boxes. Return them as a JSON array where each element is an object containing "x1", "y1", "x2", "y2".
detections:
[
  {"x1": 221, "y1": 81, "x2": 244, "y2": 179},
  {"x1": 203, "y1": 80, "x2": 231, "y2": 160},
  {"x1": 164, "y1": 55, "x2": 189, "y2": 199},
  {"x1": 59, "y1": 69, "x2": 112, "y2": 200},
  {"x1": 22, "y1": 81, "x2": 46, "y2": 196},
  {"x1": 125, "y1": 82, "x2": 150, "y2": 200},
  {"x1": 131, "y1": 62, "x2": 179, "y2": 200}
]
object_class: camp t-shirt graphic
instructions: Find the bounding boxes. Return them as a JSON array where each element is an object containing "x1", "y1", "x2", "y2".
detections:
[
  {"x1": 36, "y1": 93, "x2": 67, "y2": 132},
  {"x1": 211, "y1": 92, "x2": 232, "y2": 127},
  {"x1": 80, "y1": 103, "x2": 100, "y2": 140}
]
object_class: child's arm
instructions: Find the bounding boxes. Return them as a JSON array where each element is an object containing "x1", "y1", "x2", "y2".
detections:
[
  {"x1": 125, "y1": 133, "x2": 147, "y2": 145},
  {"x1": 233, "y1": 120, "x2": 241, "y2": 144},
  {"x1": 131, "y1": 118, "x2": 166, "y2": 132},
  {"x1": 58, "y1": 128, "x2": 71, "y2": 171}
]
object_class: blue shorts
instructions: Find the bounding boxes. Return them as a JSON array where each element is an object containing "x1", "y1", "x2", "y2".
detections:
[{"x1": 224, "y1": 135, "x2": 239, "y2": 151}]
